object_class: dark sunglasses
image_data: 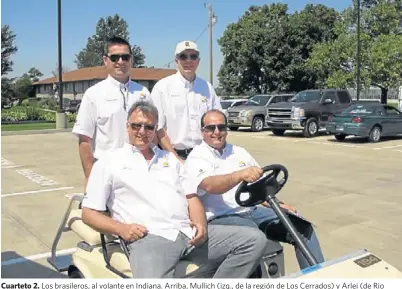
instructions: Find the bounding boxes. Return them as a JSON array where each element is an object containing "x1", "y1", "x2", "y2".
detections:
[
  {"x1": 129, "y1": 122, "x2": 156, "y2": 131},
  {"x1": 178, "y1": 53, "x2": 199, "y2": 61},
  {"x1": 108, "y1": 54, "x2": 131, "y2": 62},
  {"x1": 202, "y1": 124, "x2": 228, "y2": 132}
]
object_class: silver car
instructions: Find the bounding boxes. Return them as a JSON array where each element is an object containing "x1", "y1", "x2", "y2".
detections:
[{"x1": 226, "y1": 94, "x2": 294, "y2": 132}]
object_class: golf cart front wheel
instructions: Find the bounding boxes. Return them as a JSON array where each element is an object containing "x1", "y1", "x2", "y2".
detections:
[{"x1": 68, "y1": 266, "x2": 84, "y2": 278}]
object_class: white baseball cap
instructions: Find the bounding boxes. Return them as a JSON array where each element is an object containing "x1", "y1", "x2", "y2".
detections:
[{"x1": 175, "y1": 40, "x2": 199, "y2": 55}]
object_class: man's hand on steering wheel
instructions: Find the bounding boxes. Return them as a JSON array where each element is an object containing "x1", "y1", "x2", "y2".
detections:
[{"x1": 235, "y1": 166, "x2": 263, "y2": 183}]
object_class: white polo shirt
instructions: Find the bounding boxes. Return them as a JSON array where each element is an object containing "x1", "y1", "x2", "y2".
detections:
[
  {"x1": 72, "y1": 75, "x2": 152, "y2": 160},
  {"x1": 151, "y1": 72, "x2": 222, "y2": 150},
  {"x1": 82, "y1": 142, "x2": 195, "y2": 241},
  {"x1": 183, "y1": 141, "x2": 259, "y2": 220}
]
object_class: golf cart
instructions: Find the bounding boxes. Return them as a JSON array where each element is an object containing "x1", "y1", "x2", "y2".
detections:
[{"x1": 47, "y1": 164, "x2": 402, "y2": 278}]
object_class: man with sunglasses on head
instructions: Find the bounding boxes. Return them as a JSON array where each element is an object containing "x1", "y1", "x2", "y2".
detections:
[
  {"x1": 183, "y1": 109, "x2": 325, "y2": 270},
  {"x1": 151, "y1": 40, "x2": 222, "y2": 162},
  {"x1": 81, "y1": 101, "x2": 268, "y2": 278},
  {"x1": 72, "y1": 36, "x2": 152, "y2": 187}
]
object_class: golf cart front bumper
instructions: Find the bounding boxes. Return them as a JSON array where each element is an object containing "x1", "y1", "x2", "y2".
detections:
[{"x1": 286, "y1": 249, "x2": 402, "y2": 278}]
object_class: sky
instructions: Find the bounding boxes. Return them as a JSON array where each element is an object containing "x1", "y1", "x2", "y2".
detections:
[{"x1": 2, "y1": 0, "x2": 353, "y2": 86}]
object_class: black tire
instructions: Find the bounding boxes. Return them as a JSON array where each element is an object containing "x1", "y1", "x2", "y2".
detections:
[
  {"x1": 251, "y1": 116, "x2": 264, "y2": 132},
  {"x1": 229, "y1": 126, "x2": 239, "y2": 131},
  {"x1": 368, "y1": 126, "x2": 381, "y2": 143},
  {"x1": 68, "y1": 267, "x2": 84, "y2": 278},
  {"x1": 272, "y1": 129, "x2": 286, "y2": 136},
  {"x1": 303, "y1": 118, "x2": 319, "y2": 137},
  {"x1": 334, "y1": 134, "x2": 346, "y2": 141}
]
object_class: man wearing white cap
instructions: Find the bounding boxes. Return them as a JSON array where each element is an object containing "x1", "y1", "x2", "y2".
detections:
[{"x1": 151, "y1": 40, "x2": 222, "y2": 161}]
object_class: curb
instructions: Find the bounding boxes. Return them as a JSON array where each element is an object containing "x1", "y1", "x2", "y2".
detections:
[{"x1": 1, "y1": 128, "x2": 73, "y2": 136}]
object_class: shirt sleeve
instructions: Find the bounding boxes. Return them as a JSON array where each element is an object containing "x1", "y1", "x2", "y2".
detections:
[
  {"x1": 72, "y1": 90, "x2": 97, "y2": 138},
  {"x1": 142, "y1": 87, "x2": 153, "y2": 104},
  {"x1": 183, "y1": 154, "x2": 215, "y2": 196},
  {"x1": 150, "y1": 84, "x2": 166, "y2": 130},
  {"x1": 210, "y1": 86, "x2": 222, "y2": 111},
  {"x1": 81, "y1": 159, "x2": 112, "y2": 211}
]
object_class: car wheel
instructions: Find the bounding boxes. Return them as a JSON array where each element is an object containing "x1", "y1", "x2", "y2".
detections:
[
  {"x1": 368, "y1": 126, "x2": 381, "y2": 143},
  {"x1": 251, "y1": 117, "x2": 264, "y2": 132},
  {"x1": 334, "y1": 134, "x2": 346, "y2": 141},
  {"x1": 272, "y1": 129, "x2": 286, "y2": 136},
  {"x1": 229, "y1": 126, "x2": 239, "y2": 131},
  {"x1": 303, "y1": 118, "x2": 319, "y2": 137}
]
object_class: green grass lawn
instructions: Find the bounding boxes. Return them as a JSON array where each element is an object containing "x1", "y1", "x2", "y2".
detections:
[{"x1": 1, "y1": 122, "x2": 75, "y2": 131}]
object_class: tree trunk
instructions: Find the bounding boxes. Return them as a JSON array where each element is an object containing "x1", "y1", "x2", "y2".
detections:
[{"x1": 381, "y1": 87, "x2": 388, "y2": 104}]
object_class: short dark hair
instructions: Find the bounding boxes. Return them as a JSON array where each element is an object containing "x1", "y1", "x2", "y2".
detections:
[
  {"x1": 127, "y1": 100, "x2": 159, "y2": 123},
  {"x1": 200, "y1": 109, "x2": 227, "y2": 127},
  {"x1": 104, "y1": 36, "x2": 132, "y2": 55}
]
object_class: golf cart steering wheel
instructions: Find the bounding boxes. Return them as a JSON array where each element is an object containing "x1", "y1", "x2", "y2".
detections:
[{"x1": 235, "y1": 164, "x2": 288, "y2": 207}]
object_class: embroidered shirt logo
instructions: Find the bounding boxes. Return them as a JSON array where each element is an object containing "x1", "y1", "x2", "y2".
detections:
[{"x1": 239, "y1": 161, "x2": 246, "y2": 167}]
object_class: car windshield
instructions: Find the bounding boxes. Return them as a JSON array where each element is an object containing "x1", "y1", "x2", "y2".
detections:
[
  {"x1": 245, "y1": 95, "x2": 269, "y2": 106},
  {"x1": 342, "y1": 105, "x2": 374, "y2": 114},
  {"x1": 220, "y1": 101, "x2": 233, "y2": 109},
  {"x1": 290, "y1": 91, "x2": 321, "y2": 102}
]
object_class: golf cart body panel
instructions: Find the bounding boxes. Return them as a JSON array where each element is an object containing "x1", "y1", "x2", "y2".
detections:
[
  {"x1": 49, "y1": 194, "x2": 284, "y2": 278},
  {"x1": 287, "y1": 250, "x2": 402, "y2": 278}
]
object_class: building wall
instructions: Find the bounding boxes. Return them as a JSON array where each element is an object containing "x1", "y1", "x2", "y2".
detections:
[{"x1": 35, "y1": 79, "x2": 154, "y2": 100}]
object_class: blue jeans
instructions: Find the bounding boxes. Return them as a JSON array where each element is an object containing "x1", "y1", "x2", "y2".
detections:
[{"x1": 209, "y1": 206, "x2": 325, "y2": 270}]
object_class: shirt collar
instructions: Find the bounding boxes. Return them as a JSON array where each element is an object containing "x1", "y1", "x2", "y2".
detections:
[
  {"x1": 107, "y1": 75, "x2": 130, "y2": 90},
  {"x1": 202, "y1": 141, "x2": 232, "y2": 159},
  {"x1": 124, "y1": 142, "x2": 159, "y2": 156},
  {"x1": 176, "y1": 71, "x2": 197, "y2": 87}
]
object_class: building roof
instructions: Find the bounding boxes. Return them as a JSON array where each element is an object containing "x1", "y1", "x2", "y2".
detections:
[{"x1": 33, "y1": 66, "x2": 177, "y2": 85}]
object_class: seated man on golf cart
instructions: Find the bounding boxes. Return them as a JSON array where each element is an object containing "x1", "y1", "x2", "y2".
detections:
[
  {"x1": 81, "y1": 101, "x2": 268, "y2": 278},
  {"x1": 183, "y1": 109, "x2": 325, "y2": 270}
]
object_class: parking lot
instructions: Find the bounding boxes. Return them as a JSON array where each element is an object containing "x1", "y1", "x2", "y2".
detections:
[{"x1": 1, "y1": 129, "x2": 402, "y2": 278}]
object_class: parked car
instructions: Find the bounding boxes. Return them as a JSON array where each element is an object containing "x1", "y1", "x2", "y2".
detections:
[
  {"x1": 220, "y1": 99, "x2": 248, "y2": 116},
  {"x1": 227, "y1": 94, "x2": 294, "y2": 132},
  {"x1": 326, "y1": 103, "x2": 402, "y2": 142},
  {"x1": 266, "y1": 89, "x2": 353, "y2": 137},
  {"x1": 64, "y1": 99, "x2": 82, "y2": 114}
]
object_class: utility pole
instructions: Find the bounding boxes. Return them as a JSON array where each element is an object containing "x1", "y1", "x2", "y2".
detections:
[
  {"x1": 356, "y1": 0, "x2": 361, "y2": 101},
  {"x1": 205, "y1": 3, "x2": 217, "y2": 86},
  {"x1": 57, "y1": 0, "x2": 63, "y2": 111}
]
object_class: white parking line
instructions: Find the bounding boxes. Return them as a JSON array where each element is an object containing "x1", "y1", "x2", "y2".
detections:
[
  {"x1": 1, "y1": 187, "x2": 75, "y2": 198},
  {"x1": 373, "y1": 144, "x2": 402, "y2": 150},
  {"x1": 1, "y1": 247, "x2": 76, "y2": 267},
  {"x1": 1, "y1": 165, "x2": 25, "y2": 169}
]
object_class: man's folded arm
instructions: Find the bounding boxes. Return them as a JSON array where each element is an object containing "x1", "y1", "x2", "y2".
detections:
[
  {"x1": 82, "y1": 207, "x2": 124, "y2": 236},
  {"x1": 186, "y1": 194, "x2": 207, "y2": 228},
  {"x1": 199, "y1": 171, "x2": 243, "y2": 195}
]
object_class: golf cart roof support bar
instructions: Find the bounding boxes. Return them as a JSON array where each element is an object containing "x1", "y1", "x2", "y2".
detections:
[
  {"x1": 266, "y1": 195, "x2": 318, "y2": 267},
  {"x1": 48, "y1": 196, "x2": 77, "y2": 270}
]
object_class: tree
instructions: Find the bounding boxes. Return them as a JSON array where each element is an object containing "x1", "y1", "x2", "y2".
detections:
[
  {"x1": 28, "y1": 67, "x2": 43, "y2": 82},
  {"x1": 1, "y1": 25, "x2": 18, "y2": 76},
  {"x1": 75, "y1": 14, "x2": 146, "y2": 68},
  {"x1": 306, "y1": 0, "x2": 402, "y2": 103},
  {"x1": 217, "y1": 3, "x2": 339, "y2": 94}
]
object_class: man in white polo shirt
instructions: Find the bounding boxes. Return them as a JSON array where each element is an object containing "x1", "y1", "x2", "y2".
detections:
[
  {"x1": 81, "y1": 101, "x2": 268, "y2": 278},
  {"x1": 151, "y1": 40, "x2": 222, "y2": 161},
  {"x1": 72, "y1": 36, "x2": 151, "y2": 186},
  {"x1": 183, "y1": 109, "x2": 325, "y2": 270}
]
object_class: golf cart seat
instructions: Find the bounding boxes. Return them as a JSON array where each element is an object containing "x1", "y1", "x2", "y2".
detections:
[{"x1": 67, "y1": 209, "x2": 200, "y2": 278}]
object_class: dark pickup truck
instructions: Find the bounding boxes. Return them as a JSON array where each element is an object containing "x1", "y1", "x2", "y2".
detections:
[{"x1": 266, "y1": 89, "x2": 353, "y2": 137}]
